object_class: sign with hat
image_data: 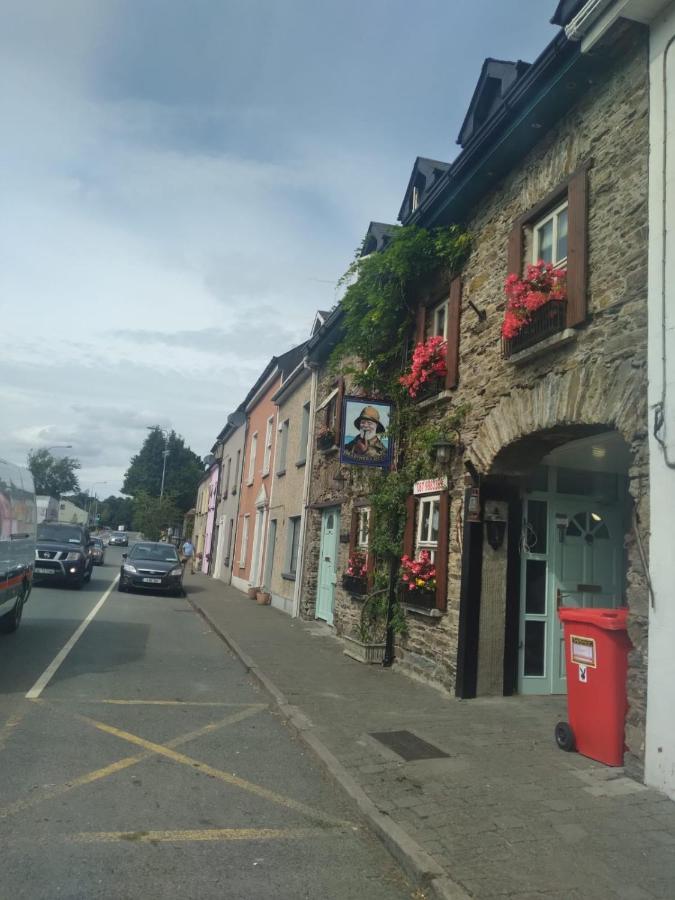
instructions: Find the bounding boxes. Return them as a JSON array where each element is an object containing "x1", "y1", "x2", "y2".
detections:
[{"x1": 339, "y1": 396, "x2": 394, "y2": 469}]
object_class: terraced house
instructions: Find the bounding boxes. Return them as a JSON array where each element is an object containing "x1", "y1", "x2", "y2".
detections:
[{"x1": 296, "y1": 10, "x2": 652, "y2": 776}]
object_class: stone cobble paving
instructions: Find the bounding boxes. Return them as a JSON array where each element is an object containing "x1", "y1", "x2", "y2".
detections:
[{"x1": 190, "y1": 578, "x2": 675, "y2": 900}]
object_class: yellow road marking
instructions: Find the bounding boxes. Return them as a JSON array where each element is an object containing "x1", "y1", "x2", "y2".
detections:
[
  {"x1": 78, "y1": 713, "x2": 351, "y2": 828},
  {"x1": 0, "y1": 708, "x2": 27, "y2": 752},
  {"x1": 73, "y1": 827, "x2": 337, "y2": 844},
  {"x1": 0, "y1": 705, "x2": 265, "y2": 820}
]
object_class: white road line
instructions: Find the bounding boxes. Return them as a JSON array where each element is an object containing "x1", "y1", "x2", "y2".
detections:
[{"x1": 25, "y1": 575, "x2": 119, "y2": 700}]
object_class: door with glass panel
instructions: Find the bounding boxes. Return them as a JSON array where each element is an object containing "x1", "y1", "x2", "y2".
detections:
[
  {"x1": 519, "y1": 495, "x2": 623, "y2": 695},
  {"x1": 316, "y1": 508, "x2": 339, "y2": 625}
]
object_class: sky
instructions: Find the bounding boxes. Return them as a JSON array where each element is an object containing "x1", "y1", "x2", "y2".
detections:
[{"x1": 1, "y1": 1, "x2": 559, "y2": 496}]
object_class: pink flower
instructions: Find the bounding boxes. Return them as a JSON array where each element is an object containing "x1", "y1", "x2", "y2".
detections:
[
  {"x1": 400, "y1": 336, "x2": 448, "y2": 398},
  {"x1": 502, "y1": 262, "x2": 567, "y2": 339}
]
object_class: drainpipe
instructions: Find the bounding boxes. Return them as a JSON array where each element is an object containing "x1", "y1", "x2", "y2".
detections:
[{"x1": 292, "y1": 361, "x2": 318, "y2": 619}]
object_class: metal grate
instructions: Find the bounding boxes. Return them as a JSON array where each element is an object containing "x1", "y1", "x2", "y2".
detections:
[{"x1": 369, "y1": 730, "x2": 449, "y2": 761}]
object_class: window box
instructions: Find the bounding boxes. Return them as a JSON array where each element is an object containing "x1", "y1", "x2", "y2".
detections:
[
  {"x1": 400, "y1": 584, "x2": 436, "y2": 608},
  {"x1": 342, "y1": 635, "x2": 386, "y2": 665},
  {"x1": 342, "y1": 573, "x2": 368, "y2": 596},
  {"x1": 316, "y1": 430, "x2": 336, "y2": 451},
  {"x1": 502, "y1": 300, "x2": 567, "y2": 359},
  {"x1": 412, "y1": 375, "x2": 445, "y2": 403}
]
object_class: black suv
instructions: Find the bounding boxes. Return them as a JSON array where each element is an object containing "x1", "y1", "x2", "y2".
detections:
[{"x1": 34, "y1": 522, "x2": 94, "y2": 588}]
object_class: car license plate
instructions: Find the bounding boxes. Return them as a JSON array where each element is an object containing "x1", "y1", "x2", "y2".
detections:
[
  {"x1": 34, "y1": 567, "x2": 53, "y2": 574},
  {"x1": 142, "y1": 577, "x2": 162, "y2": 584}
]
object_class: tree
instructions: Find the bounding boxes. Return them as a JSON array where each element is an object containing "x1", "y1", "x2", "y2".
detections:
[
  {"x1": 131, "y1": 491, "x2": 180, "y2": 542},
  {"x1": 27, "y1": 449, "x2": 81, "y2": 496},
  {"x1": 122, "y1": 427, "x2": 203, "y2": 514},
  {"x1": 98, "y1": 495, "x2": 134, "y2": 529}
]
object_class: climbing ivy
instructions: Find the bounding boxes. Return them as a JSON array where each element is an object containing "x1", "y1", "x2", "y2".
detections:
[{"x1": 332, "y1": 224, "x2": 471, "y2": 395}]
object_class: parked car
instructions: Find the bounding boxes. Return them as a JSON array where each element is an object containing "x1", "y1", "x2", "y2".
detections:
[
  {"x1": 109, "y1": 532, "x2": 128, "y2": 547},
  {"x1": 0, "y1": 458, "x2": 36, "y2": 633},
  {"x1": 118, "y1": 542, "x2": 185, "y2": 596},
  {"x1": 90, "y1": 537, "x2": 105, "y2": 566},
  {"x1": 34, "y1": 522, "x2": 94, "y2": 588}
]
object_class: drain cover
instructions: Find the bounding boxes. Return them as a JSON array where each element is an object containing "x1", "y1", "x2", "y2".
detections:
[{"x1": 369, "y1": 730, "x2": 449, "y2": 761}]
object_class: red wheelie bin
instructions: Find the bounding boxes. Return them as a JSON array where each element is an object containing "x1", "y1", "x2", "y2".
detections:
[{"x1": 556, "y1": 607, "x2": 631, "y2": 766}]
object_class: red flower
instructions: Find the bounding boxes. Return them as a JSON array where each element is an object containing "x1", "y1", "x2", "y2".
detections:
[
  {"x1": 400, "y1": 336, "x2": 448, "y2": 398},
  {"x1": 502, "y1": 261, "x2": 566, "y2": 339}
]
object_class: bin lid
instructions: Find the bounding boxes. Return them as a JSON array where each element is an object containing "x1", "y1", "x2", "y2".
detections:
[{"x1": 558, "y1": 606, "x2": 628, "y2": 631}]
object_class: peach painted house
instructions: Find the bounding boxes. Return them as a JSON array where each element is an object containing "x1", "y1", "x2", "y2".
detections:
[{"x1": 231, "y1": 344, "x2": 307, "y2": 594}]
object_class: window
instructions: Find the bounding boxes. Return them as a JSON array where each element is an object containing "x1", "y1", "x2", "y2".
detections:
[
  {"x1": 263, "y1": 416, "x2": 274, "y2": 476},
  {"x1": 233, "y1": 449, "x2": 241, "y2": 494},
  {"x1": 325, "y1": 394, "x2": 337, "y2": 431},
  {"x1": 412, "y1": 185, "x2": 420, "y2": 212},
  {"x1": 224, "y1": 518, "x2": 234, "y2": 568},
  {"x1": 285, "y1": 516, "x2": 301, "y2": 578},
  {"x1": 356, "y1": 507, "x2": 370, "y2": 549},
  {"x1": 416, "y1": 496, "x2": 440, "y2": 561},
  {"x1": 297, "y1": 402, "x2": 310, "y2": 465},
  {"x1": 533, "y1": 200, "x2": 568, "y2": 267},
  {"x1": 425, "y1": 299, "x2": 448, "y2": 340},
  {"x1": 239, "y1": 515, "x2": 249, "y2": 567},
  {"x1": 247, "y1": 434, "x2": 257, "y2": 485},
  {"x1": 276, "y1": 419, "x2": 289, "y2": 475},
  {"x1": 223, "y1": 457, "x2": 231, "y2": 500}
]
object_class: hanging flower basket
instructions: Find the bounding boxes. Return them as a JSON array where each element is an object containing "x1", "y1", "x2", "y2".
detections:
[
  {"x1": 400, "y1": 336, "x2": 448, "y2": 399},
  {"x1": 316, "y1": 427, "x2": 336, "y2": 451},
  {"x1": 501, "y1": 261, "x2": 567, "y2": 352}
]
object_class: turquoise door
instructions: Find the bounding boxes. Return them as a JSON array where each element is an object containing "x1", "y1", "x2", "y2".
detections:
[
  {"x1": 316, "y1": 508, "x2": 339, "y2": 625},
  {"x1": 519, "y1": 496, "x2": 623, "y2": 695}
]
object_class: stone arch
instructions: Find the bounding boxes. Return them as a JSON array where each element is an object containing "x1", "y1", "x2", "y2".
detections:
[{"x1": 467, "y1": 360, "x2": 646, "y2": 476}]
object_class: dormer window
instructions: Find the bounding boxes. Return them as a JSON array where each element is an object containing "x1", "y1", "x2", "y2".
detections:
[
  {"x1": 533, "y1": 201, "x2": 568, "y2": 267},
  {"x1": 412, "y1": 185, "x2": 420, "y2": 212}
]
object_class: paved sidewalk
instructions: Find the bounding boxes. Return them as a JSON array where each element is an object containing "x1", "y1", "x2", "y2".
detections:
[{"x1": 186, "y1": 574, "x2": 675, "y2": 900}]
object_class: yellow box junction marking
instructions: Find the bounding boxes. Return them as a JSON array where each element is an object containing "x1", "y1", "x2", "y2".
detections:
[
  {"x1": 73, "y1": 827, "x2": 340, "y2": 844},
  {"x1": 0, "y1": 705, "x2": 265, "y2": 820}
]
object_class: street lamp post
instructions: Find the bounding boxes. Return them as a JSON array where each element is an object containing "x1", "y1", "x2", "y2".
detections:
[
  {"x1": 88, "y1": 482, "x2": 108, "y2": 525},
  {"x1": 147, "y1": 427, "x2": 171, "y2": 501}
]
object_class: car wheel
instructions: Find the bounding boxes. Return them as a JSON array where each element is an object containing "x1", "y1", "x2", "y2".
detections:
[
  {"x1": 0, "y1": 587, "x2": 25, "y2": 634},
  {"x1": 117, "y1": 580, "x2": 126, "y2": 593},
  {"x1": 84, "y1": 566, "x2": 92, "y2": 583}
]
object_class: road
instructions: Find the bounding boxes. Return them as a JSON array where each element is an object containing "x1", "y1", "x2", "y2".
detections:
[{"x1": 0, "y1": 544, "x2": 414, "y2": 900}]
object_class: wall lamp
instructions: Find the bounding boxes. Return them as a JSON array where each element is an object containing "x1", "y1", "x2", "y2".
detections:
[{"x1": 431, "y1": 430, "x2": 465, "y2": 465}]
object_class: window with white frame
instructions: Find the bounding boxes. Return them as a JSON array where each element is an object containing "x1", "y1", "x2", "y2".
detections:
[
  {"x1": 276, "y1": 419, "x2": 289, "y2": 475},
  {"x1": 223, "y1": 457, "x2": 231, "y2": 499},
  {"x1": 247, "y1": 434, "x2": 257, "y2": 485},
  {"x1": 239, "y1": 515, "x2": 250, "y2": 567},
  {"x1": 532, "y1": 200, "x2": 568, "y2": 267},
  {"x1": 225, "y1": 518, "x2": 234, "y2": 567},
  {"x1": 416, "y1": 496, "x2": 440, "y2": 562},
  {"x1": 233, "y1": 449, "x2": 241, "y2": 493},
  {"x1": 356, "y1": 507, "x2": 370, "y2": 549},
  {"x1": 286, "y1": 516, "x2": 301, "y2": 577},
  {"x1": 425, "y1": 299, "x2": 448, "y2": 340},
  {"x1": 263, "y1": 416, "x2": 274, "y2": 475}
]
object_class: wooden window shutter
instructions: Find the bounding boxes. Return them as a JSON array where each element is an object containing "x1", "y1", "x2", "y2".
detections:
[
  {"x1": 348, "y1": 507, "x2": 358, "y2": 557},
  {"x1": 445, "y1": 277, "x2": 462, "y2": 390},
  {"x1": 435, "y1": 491, "x2": 449, "y2": 611},
  {"x1": 507, "y1": 220, "x2": 523, "y2": 276},
  {"x1": 566, "y1": 168, "x2": 588, "y2": 327},
  {"x1": 334, "y1": 377, "x2": 346, "y2": 444},
  {"x1": 415, "y1": 305, "x2": 426, "y2": 344},
  {"x1": 403, "y1": 495, "x2": 415, "y2": 558}
]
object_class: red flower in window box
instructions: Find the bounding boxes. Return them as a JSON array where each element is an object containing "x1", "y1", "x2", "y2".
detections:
[
  {"x1": 399, "y1": 336, "x2": 448, "y2": 399},
  {"x1": 502, "y1": 261, "x2": 567, "y2": 339},
  {"x1": 400, "y1": 550, "x2": 437, "y2": 593},
  {"x1": 346, "y1": 551, "x2": 368, "y2": 578}
]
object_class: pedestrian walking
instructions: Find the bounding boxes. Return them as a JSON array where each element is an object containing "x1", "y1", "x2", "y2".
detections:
[{"x1": 181, "y1": 539, "x2": 195, "y2": 574}]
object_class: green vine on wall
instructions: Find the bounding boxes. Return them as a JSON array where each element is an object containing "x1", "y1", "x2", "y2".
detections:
[{"x1": 332, "y1": 224, "x2": 471, "y2": 396}]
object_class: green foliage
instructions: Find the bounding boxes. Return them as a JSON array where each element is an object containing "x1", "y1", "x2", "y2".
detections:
[
  {"x1": 131, "y1": 491, "x2": 180, "y2": 541},
  {"x1": 98, "y1": 495, "x2": 134, "y2": 529},
  {"x1": 333, "y1": 224, "x2": 471, "y2": 394},
  {"x1": 27, "y1": 449, "x2": 81, "y2": 496},
  {"x1": 122, "y1": 427, "x2": 203, "y2": 514}
]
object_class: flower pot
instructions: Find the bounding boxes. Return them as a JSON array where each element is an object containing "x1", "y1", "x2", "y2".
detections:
[
  {"x1": 247, "y1": 586, "x2": 259, "y2": 599},
  {"x1": 256, "y1": 591, "x2": 271, "y2": 605},
  {"x1": 342, "y1": 573, "x2": 368, "y2": 596},
  {"x1": 342, "y1": 634, "x2": 386, "y2": 664}
]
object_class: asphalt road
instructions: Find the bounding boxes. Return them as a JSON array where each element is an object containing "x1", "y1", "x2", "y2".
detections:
[{"x1": 0, "y1": 545, "x2": 415, "y2": 900}]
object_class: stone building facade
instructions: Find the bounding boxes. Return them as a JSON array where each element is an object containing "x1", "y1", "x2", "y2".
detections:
[{"x1": 388, "y1": 21, "x2": 651, "y2": 772}]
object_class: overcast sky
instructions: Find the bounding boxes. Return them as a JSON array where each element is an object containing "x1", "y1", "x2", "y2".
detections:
[{"x1": 1, "y1": 1, "x2": 558, "y2": 496}]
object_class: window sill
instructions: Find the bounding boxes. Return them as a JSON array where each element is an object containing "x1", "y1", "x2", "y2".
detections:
[
  {"x1": 403, "y1": 602, "x2": 444, "y2": 618},
  {"x1": 318, "y1": 445, "x2": 339, "y2": 455},
  {"x1": 246, "y1": 480, "x2": 253, "y2": 487},
  {"x1": 505, "y1": 328, "x2": 577, "y2": 366},
  {"x1": 296, "y1": 458, "x2": 306, "y2": 468},
  {"x1": 262, "y1": 471, "x2": 270, "y2": 479},
  {"x1": 415, "y1": 390, "x2": 453, "y2": 411},
  {"x1": 276, "y1": 469, "x2": 286, "y2": 477},
  {"x1": 281, "y1": 572, "x2": 296, "y2": 582}
]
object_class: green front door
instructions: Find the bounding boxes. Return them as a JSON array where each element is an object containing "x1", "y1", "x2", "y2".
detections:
[
  {"x1": 519, "y1": 494, "x2": 623, "y2": 695},
  {"x1": 316, "y1": 508, "x2": 339, "y2": 625}
]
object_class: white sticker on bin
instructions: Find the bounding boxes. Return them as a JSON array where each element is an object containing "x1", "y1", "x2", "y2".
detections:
[{"x1": 570, "y1": 635, "x2": 597, "y2": 668}]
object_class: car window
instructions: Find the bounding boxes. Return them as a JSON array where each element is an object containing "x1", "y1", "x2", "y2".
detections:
[
  {"x1": 37, "y1": 524, "x2": 83, "y2": 544},
  {"x1": 130, "y1": 544, "x2": 178, "y2": 562}
]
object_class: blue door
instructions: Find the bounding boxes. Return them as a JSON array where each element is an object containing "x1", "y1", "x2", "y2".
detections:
[{"x1": 316, "y1": 508, "x2": 339, "y2": 625}]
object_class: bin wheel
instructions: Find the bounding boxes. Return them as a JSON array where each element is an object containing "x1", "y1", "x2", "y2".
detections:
[{"x1": 555, "y1": 721, "x2": 575, "y2": 752}]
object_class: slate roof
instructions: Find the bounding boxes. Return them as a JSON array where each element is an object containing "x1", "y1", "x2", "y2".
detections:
[
  {"x1": 361, "y1": 221, "x2": 398, "y2": 256},
  {"x1": 398, "y1": 159, "x2": 451, "y2": 223},
  {"x1": 551, "y1": 0, "x2": 587, "y2": 26},
  {"x1": 457, "y1": 58, "x2": 531, "y2": 149}
]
